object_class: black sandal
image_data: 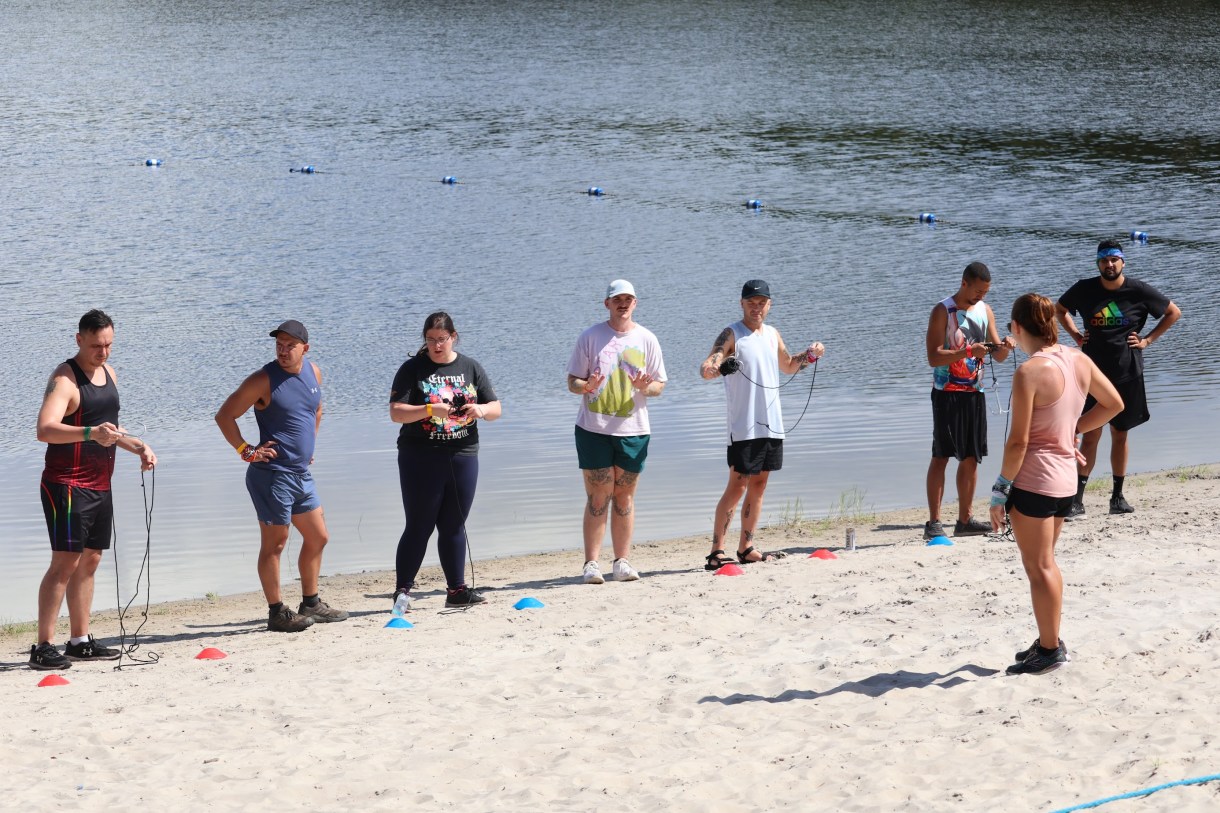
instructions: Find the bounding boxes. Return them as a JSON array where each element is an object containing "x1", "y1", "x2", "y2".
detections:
[
  {"x1": 704, "y1": 550, "x2": 734, "y2": 571},
  {"x1": 737, "y1": 545, "x2": 787, "y2": 564}
]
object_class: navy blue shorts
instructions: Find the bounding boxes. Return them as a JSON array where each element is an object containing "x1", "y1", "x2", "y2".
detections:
[{"x1": 245, "y1": 466, "x2": 321, "y2": 525}]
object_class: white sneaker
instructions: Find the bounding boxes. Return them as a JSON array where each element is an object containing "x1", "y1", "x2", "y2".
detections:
[
  {"x1": 582, "y1": 561, "x2": 605, "y2": 584},
  {"x1": 612, "y1": 558, "x2": 639, "y2": 582}
]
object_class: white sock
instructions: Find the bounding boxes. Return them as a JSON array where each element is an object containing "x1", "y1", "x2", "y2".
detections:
[{"x1": 69, "y1": 635, "x2": 90, "y2": 645}]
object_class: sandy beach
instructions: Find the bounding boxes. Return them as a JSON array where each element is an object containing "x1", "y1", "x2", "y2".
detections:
[{"x1": 4, "y1": 466, "x2": 1220, "y2": 811}]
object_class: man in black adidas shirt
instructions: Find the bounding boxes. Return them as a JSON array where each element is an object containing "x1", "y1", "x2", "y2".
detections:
[{"x1": 1056, "y1": 239, "x2": 1181, "y2": 518}]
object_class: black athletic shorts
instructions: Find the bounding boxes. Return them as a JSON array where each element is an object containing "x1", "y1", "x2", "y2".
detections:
[
  {"x1": 727, "y1": 438, "x2": 783, "y2": 475},
  {"x1": 40, "y1": 480, "x2": 113, "y2": 552},
  {"x1": 930, "y1": 389, "x2": 988, "y2": 462},
  {"x1": 1084, "y1": 376, "x2": 1149, "y2": 432},
  {"x1": 1006, "y1": 486, "x2": 1074, "y2": 519}
]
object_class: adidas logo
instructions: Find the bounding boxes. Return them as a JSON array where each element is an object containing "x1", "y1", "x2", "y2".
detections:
[{"x1": 1090, "y1": 301, "x2": 1129, "y2": 328}]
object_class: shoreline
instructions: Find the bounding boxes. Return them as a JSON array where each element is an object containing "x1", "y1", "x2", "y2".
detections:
[
  {"x1": 2, "y1": 464, "x2": 1210, "y2": 635},
  {"x1": 5, "y1": 465, "x2": 1220, "y2": 810}
]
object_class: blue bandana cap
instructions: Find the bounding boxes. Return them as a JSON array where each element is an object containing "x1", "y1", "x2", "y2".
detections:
[{"x1": 1097, "y1": 247, "x2": 1124, "y2": 260}]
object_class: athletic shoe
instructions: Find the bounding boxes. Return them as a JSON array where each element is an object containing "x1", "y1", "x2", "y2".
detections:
[
  {"x1": 391, "y1": 588, "x2": 412, "y2": 616},
  {"x1": 612, "y1": 558, "x2": 640, "y2": 582},
  {"x1": 1109, "y1": 495, "x2": 1135, "y2": 514},
  {"x1": 953, "y1": 517, "x2": 991, "y2": 536},
  {"x1": 65, "y1": 634, "x2": 121, "y2": 661},
  {"x1": 268, "y1": 605, "x2": 315, "y2": 633},
  {"x1": 445, "y1": 587, "x2": 487, "y2": 608},
  {"x1": 298, "y1": 598, "x2": 349, "y2": 623},
  {"x1": 582, "y1": 561, "x2": 605, "y2": 584},
  {"x1": 1015, "y1": 638, "x2": 1070, "y2": 663},
  {"x1": 1064, "y1": 501, "x2": 1086, "y2": 522},
  {"x1": 29, "y1": 642, "x2": 71, "y2": 671},
  {"x1": 923, "y1": 520, "x2": 946, "y2": 541},
  {"x1": 1006, "y1": 644, "x2": 1069, "y2": 675}
]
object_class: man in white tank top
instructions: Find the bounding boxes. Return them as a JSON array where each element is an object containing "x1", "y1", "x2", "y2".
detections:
[{"x1": 699, "y1": 280, "x2": 825, "y2": 570}]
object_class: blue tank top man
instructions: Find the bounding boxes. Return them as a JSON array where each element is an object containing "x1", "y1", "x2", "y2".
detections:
[{"x1": 215, "y1": 319, "x2": 349, "y2": 632}]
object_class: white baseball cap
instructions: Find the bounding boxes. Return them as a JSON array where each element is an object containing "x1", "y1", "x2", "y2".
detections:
[{"x1": 606, "y1": 279, "x2": 636, "y2": 299}]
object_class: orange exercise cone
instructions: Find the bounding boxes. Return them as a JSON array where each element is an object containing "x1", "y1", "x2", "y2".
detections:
[
  {"x1": 714, "y1": 563, "x2": 744, "y2": 576},
  {"x1": 38, "y1": 674, "x2": 70, "y2": 687},
  {"x1": 195, "y1": 647, "x2": 227, "y2": 660},
  {"x1": 809, "y1": 549, "x2": 837, "y2": 560}
]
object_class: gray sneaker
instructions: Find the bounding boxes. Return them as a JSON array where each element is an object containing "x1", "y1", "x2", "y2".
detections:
[
  {"x1": 953, "y1": 517, "x2": 991, "y2": 536},
  {"x1": 923, "y1": 520, "x2": 946, "y2": 540},
  {"x1": 268, "y1": 605, "x2": 315, "y2": 632},
  {"x1": 298, "y1": 598, "x2": 349, "y2": 623}
]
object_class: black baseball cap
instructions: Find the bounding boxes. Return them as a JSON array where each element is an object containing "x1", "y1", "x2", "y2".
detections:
[
  {"x1": 741, "y1": 279, "x2": 771, "y2": 300},
  {"x1": 270, "y1": 320, "x2": 309, "y2": 343}
]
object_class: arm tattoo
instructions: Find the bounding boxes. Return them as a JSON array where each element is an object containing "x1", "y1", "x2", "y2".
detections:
[
  {"x1": 711, "y1": 327, "x2": 732, "y2": 356},
  {"x1": 43, "y1": 378, "x2": 56, "y2": 398}
]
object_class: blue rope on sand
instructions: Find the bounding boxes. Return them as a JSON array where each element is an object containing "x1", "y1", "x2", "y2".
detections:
[{"x1": 1050, "y1": 772, "x2": 1220, "y2": 812}]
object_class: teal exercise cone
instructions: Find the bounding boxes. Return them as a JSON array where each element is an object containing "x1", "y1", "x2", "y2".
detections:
[
  {"x1": 385, "y1": 617, "x2": 414, "y2": 628},
  {"x1": 514, "y1": 597, "x2": 544, "y2": 610}
]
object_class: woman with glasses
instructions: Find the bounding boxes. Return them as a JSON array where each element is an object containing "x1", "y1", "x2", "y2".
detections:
[
  {"x1": 389, "y1": 312, "x2": 502, "y2": 610},
  {"x1": 989, "y1": 294, "x2": 1121, "y2": 675}
]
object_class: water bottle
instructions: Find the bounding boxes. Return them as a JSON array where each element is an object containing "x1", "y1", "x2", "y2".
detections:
[
  {"x1": 392, "y1": 591, "x2": 411, "y2": 617},
  {"x1": 845, "y1": 527, "x2": 857, "y2": 551}
]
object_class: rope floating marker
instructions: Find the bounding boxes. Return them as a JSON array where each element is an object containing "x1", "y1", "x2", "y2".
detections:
[
  {"x1": 586, "y1": 186, "x2": 604, "y2": 196},
  {"x1": 919, "y1": 212, "x2": 937, "y2": 223},
  {"x1": 289, "y1": 165, "x2": 316, "y2": 174},
  {"x1": 442, "y1": 175, "x2": 458, "y2": 184},
  {"x1": 1130, "y1": 230, "x2": 1149, "y2": 243},
  {"x1": 745, "y1": 199, "x2": 763, "y2": 209},
  {"x1": 144, "y1": 158, "x2": 162, "y2": 167}
]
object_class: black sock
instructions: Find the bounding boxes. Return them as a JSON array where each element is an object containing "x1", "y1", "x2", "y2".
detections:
[
  {"x1": 447, "y1": 585, "x2": 466, "y2": 594},
  {"x1": 302, "y1": 594, "x2": 320, "y2": 607},
  {"x1": 1075, "y1": 475, "x2": 1089, "y2": 502},
  {"x1": 268, "y1": 601, "x2": 284, "y2": 615},
  {"x1": 1112, "y1": 475, "x2": 1125, "y2": 498},
  {"x1": 1036, "y1": 643, "x2": 1060, "y2": 656}
]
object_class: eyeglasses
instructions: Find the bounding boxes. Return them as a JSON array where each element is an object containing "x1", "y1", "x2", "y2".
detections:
[{"x1": 424, "y1": 335, "x2": 453, "y2": 346}]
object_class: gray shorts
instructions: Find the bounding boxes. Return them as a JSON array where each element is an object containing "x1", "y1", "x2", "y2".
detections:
[{"x1": 245, "y1": 466, "x2": 321, "y2": 525}]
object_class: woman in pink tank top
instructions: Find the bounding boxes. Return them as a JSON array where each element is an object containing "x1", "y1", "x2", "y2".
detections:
[{"x1": 988, "y1": 294, "x2": 1123, "y2": 675}]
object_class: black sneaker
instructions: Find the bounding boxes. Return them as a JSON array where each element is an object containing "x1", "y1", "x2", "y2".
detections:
[
  {"x1": 29, "y1": 642, "x2": 71, "y2": 671},
  {"x1": 953, "y1": 516, "x2": 991, "y2": 536},
  {"x1": 65, "y1": 634, "x2": 121, "y2": 661},
  {"x1": 1014, "y1": 638, "x2": 1070, "y2": 663},
  {"x1": 1064, "y1": 501, "x2": 1086, "y2": 521},
  {"x1": 445, "y1": 587, "x2": 487, "y2": 608},
  {"x1": 1109, "y1": 495, "x2": 1135, "y2": 514},
  {"x1": 297, "y1": 598, "x2": 349, "y2": 623},
  {"x1": 268, "y1": 605, "x2": 315, "y2": 632},
  {"x1": 923, "y1": 520, "x2": 946, "y2": 541},
  {"x1": 1007, "y1": 644, "x2": 1069, "y2": 675}
]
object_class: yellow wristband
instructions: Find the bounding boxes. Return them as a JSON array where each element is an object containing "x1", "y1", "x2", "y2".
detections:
[
  {"x1": 237, "y1": 442, "x2": 249, "y2": 456},
  {"x1": 426, "y1": 404, "x2": 433, "y2": 419}
]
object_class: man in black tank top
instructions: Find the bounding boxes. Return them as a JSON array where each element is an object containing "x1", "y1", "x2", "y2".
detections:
[{"x1": 31, "y1": 310, "x2": 157, "y2": 671}]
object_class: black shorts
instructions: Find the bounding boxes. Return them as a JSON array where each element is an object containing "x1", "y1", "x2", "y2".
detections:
[
  {"x1": 727, "y1": 438, "x2": 783, "y2": 475},
  {"x1": 1006, "y1": 486, "x2": 1074, "y2": 519},
  {"x1": 40, "y1": 480, "x2": 113, "y2": 552},
  {"x1": 930, "y1": 389, "x2": 988, "y2": 462},
  {"x1": 1084, "y1": 376, "x2": 1149, "y2": 432}
]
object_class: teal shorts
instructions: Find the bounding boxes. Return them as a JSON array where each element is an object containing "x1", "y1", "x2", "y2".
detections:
[{"x1": 574, "y1": 425, "x2": 649, "y2": 473}]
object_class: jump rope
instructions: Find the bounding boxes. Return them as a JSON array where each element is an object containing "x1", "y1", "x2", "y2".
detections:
[
  {"x1": 717, "y1": 350, "x2": 822, "y2": 436},
  {"x1": 108, "y1": 423, "x2": 161, "y2": 669}
]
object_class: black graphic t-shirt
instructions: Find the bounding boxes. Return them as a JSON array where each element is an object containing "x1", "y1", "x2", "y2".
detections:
[
  {"x1": 390, "y1": 353, "x2": 497, "y2": 454},
  {"x1": 1058, "y1": 277, "x2": 1170, "y2": 383}
]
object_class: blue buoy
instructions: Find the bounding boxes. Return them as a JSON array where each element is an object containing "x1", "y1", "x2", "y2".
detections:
[
  {"x1": 919, "y1": 212, "x2": 937, "y2": 223},
  {"x1": 586, "y1": 186, "x2": 604, "y2": 196},
  {"x1": 746, "y1": 199, "x2": 763, "y2": 209},
  {"x1": 289, "y1": 165, "x2": 316, "y2": 174},
  {"x1": 926, "y1": 536, "x2": 954, "y2": 546},
  {"x1": 442, "y1": 175, "x2": 458, "y2": 184},
  {"x1": 513, "y1": 597, "x2": 544, "y2": 610},
  {"x1": 1130, "y1": 230, "x2": 1149, "y2": 243},
  {"x1": 144, "y1": 158, "x2": 162, "y2": 167},
  {"x1": 384, "y1": 617, "x2": 414, "y2": 628}
]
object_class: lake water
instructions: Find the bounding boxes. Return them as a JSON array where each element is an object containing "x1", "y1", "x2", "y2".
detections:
[{"x1": 3, "y1": 0, "x2": 1218, "y2": 621}]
